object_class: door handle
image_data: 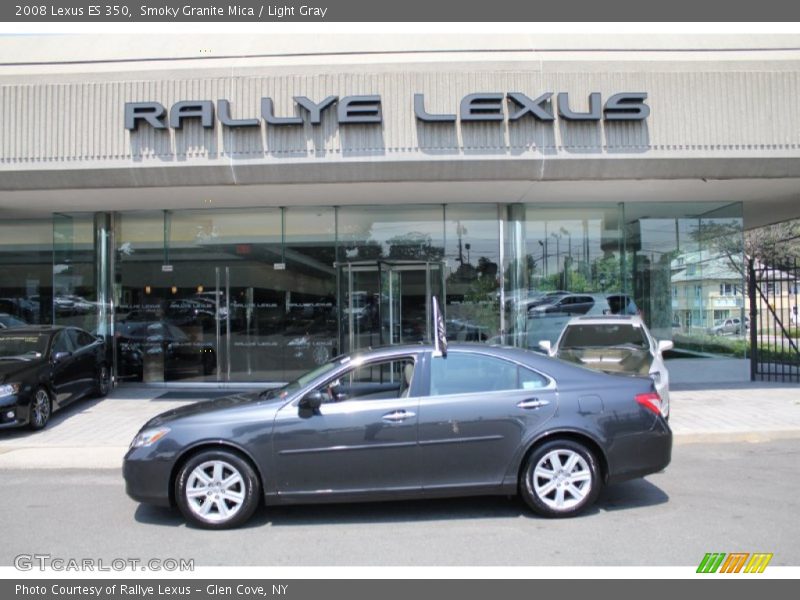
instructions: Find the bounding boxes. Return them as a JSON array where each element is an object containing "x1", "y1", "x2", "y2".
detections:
[
  {"x1": 516, "y1": 398, "x2": 550, "y2": 409},
  {"x1": 382, "y1": 410, "x2": 416, "y2": 422}
]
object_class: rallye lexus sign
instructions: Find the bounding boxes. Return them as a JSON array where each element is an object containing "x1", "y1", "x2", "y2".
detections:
[{"x1": 124, "y1": 92, "x2": 649, "y2": 129}]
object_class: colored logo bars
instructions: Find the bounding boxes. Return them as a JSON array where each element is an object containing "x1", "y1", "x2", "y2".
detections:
[{"x1": 697, "y1": 552, "x2": 773, "y2": 573}]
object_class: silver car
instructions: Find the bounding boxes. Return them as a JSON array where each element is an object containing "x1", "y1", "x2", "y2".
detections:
[{"x1": 539, "y1": 315, "x2": 673, "y2": 418}]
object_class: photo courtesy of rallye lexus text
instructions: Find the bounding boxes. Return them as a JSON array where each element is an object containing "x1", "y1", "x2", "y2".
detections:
[{"x1": 124, "y1": 306, "x2": 672, "y2": 529}]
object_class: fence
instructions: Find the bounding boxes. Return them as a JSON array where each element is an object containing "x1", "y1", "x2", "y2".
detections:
[{"x1": 749, "y1": 258, "x2": 800, "y2": 381}]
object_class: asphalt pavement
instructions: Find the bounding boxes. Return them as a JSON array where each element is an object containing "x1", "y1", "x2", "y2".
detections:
[{"x1": 1, "y1": 439, "x2": 798, "y2": 566}]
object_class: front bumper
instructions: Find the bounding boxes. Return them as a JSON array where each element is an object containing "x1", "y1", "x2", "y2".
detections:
[
  {"x1": 0, "y1": 394, "x2": 30, "y2": 429},
  {"x1": 123, "y1": 446, "x2": 175, "y2": 507}
]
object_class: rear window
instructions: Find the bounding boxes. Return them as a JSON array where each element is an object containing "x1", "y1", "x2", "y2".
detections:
[{"x1": 560, "y1": 324, "x2": 648, "y2": 349}]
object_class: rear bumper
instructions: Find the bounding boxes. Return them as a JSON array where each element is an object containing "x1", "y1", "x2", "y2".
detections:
[{"x1": 606, "y1": 417, "x2": 672, "y2": 484}]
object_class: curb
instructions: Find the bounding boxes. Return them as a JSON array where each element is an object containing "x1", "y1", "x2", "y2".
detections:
[
  {"x1": 672, "y1": 429, "x2": 800, "y2": 445},
  {"x1": 0, "y1": 446, "x2": 128, "y2": 470}
]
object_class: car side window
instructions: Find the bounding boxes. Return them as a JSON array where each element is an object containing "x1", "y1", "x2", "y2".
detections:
[
  {"x1": 51, "y1": 331, "x2": 75, "y2": 354},
  {"x1": 74, "y1": 330, "x2": 95, "y2": 348},
  {"x1": 519, "y1": 366, "x2": 550, "y2": 390},
  {"x1": 316, "y1": 358, "x2": 416, "y2": 403},
  {"x1": 430, "y1": 353, "x2": 537, "y2": 396},
  {"x1": 65, "y1": 329, "x2": 85, "y2": 350}
]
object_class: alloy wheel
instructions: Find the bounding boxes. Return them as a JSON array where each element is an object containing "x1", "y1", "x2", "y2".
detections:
[
  {"x1": 531, "y1": 449, "x2": 593, "y2": 512},
  {"x1": 184, "y1": 460, "x2": 246, "y2": 524},
  {"x1": 31, "y1": 389, "x2": 51, "y2": 429}
]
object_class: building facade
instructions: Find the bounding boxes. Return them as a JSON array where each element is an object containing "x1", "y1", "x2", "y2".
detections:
[{"x1": 2, "y1": 34, "x2": 800, "y2": 385}]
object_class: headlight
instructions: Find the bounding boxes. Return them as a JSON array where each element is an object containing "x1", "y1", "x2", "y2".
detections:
[
  {"x1": 0, "y1": 383, "x2": 20, "y2": 398},
  {"x1": 130, "y1": 426, "x2": 170, "y2": 448}
]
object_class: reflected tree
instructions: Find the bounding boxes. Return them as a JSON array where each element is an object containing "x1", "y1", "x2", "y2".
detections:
[{"x1": 386, "y1": 232, "x2": 444, "y2": 261}]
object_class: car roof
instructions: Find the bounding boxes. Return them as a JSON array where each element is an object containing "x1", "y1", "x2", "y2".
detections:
[
  {"x1": 0, "y1": 325, "x2": 68, "y2": 333},
  {"x1": 344, "y1": 342, "x2": 567, "y2": 367}
]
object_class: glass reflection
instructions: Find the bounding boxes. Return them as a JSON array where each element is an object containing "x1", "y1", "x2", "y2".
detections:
[{"x1": 0, "y1": 220, "x2": 54, "y2": 327}]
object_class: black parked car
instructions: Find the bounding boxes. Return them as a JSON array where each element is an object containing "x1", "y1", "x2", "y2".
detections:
[
  {"x1": 124, "y1": 343, "x2": 672, "y2": 529},
  {"x1": 0, "y1": 326, "x2": 110, "y2": 430}
]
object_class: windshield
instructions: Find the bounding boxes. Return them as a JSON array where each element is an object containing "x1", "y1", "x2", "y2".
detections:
[
  {"x1": 259, "y1": 360, "x2": 341, "y2": 399},
  {"x1": 0, "y1": 333, "x2": 48, "y2": 358},
  {"x1": 560, "y1": 324, "x2": 648, "y2": 349}
]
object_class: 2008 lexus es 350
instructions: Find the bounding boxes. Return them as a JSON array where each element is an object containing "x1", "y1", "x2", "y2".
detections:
[{"x1": 123, "y1": 344, "x2": 672, "y2": 529}]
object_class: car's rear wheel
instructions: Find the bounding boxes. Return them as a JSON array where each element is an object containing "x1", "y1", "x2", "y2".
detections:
[
  {"x1": 520, "y1": 439, "x2": 601, "y2": 518},
  {"x1": 29, "y1": 387, "x2": 52, "y2": 430},
  {"x1": 175, "y1": 449, "x2": 260, "y2": 529}
]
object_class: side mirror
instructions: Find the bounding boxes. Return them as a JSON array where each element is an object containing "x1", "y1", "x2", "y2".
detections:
[
  {"x1": 538, "y1": 340, "x2": 552, "y2": 354},
  {"x1": 52, "y1": 351, "x2": 72, "y2": 363},
  {"x1": 657, "y1": 340, "x2": 674, "y2": 353},
  {"x1": 299, "y1": 390, "x2": 325, "y2": 411}
]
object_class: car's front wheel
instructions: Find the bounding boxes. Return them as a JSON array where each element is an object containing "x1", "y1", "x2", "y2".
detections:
[
  {"x1": 29, "y1": 387, "x2": 52, "y2": 430},
  {"x1": 520, "y1": 439, "x2": 601, "y2": 518},
  {"x1": 94, "y1": 364, "x2": 110, "y2": 397},
  {"x1": 175, "y1": 450, "x2": 261, "y2": 529}
]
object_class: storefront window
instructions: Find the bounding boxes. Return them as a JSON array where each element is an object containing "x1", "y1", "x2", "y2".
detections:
[
  {"x1": 503, "y1": 201, "x2": 745, "y2": 363},
  {"x1": 281, "y1": 207, "x2": 337, "y2": 380},
  {"x1": 444, "y1": 204, "x2": 501, "y2": 342},
  {"x1": 114, "y1": 208, "x2": 339, "y2": 383},
  {"x1": 115, "y1": 211, "x2": 175, "y2": 383},
  {"x1": 503, "y1": 204, "x2": 627, "y2": 349},
  {"x1": 0, "y1": 220, "x2": 53, "y2": 326},
  {"x1": 336, "y1": 206, "x2": 446, "y2": 352},
  {"x1": 96, "y1": 199, "x2": 744, "y2": 385},
  {"x1": 637, "y1": 202, "x2": 745, "y2": 357},
  {"x1": 53, "y1": 213, "x2": 104, "y2": 334}
]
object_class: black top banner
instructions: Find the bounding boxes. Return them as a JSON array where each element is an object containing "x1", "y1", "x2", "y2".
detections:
[{"x1": 3, "y1": 0, "x2": 800, "y2": 22}]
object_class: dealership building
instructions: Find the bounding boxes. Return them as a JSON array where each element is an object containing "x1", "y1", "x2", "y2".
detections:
[{"x1": 1, "y1": 33, "x2": 799, "y2": 386}]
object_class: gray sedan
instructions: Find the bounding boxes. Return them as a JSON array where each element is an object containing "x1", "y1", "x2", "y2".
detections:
[{"x1": 123, "y1": 344, "x2": 672, "y2": 529}]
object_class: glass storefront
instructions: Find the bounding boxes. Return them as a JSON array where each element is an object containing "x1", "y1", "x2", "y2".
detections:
[
  {"x1": 503, "y1": 201, "x2": 745, "y2": 357},
  {"x1": 0, "y1": 199, "x2": 745, "y2": 385},
  {"x1": 114, "y1": 208, "x2": 338, "y2": 383}
]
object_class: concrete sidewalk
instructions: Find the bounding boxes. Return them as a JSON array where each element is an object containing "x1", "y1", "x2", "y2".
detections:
[{"x1": 0, "y1": 382, "x2": 799, "y2": 469}]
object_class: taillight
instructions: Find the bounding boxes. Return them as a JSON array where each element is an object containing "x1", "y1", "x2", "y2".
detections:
[{"x1": 635, "y1": 392, "x2": 662, "y2": 416}]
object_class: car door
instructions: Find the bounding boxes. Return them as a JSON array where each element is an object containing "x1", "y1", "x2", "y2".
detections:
[
  {"x1": 272, "y1": 355, "x2": 422, "y2": 498},
  {"x1": 417, "y1": 350, "x2": 558, "y2": 490},
  {"x1": 68, "y1": 329, "x2": 99, "y2": 398},
  {"x1": 50, "y1": 330, "x2": 79, "y2": 405}
]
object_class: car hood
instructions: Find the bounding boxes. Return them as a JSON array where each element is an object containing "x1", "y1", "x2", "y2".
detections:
[
  {"x1": 556, "y1": 347, "x2": 652, "y2": 376},
  {"x1": 144, "y1": 390, "x2": 288, "y2": 428},
  {"x1": 0, "y1": 359, "x2": 40, "y2": 382}
]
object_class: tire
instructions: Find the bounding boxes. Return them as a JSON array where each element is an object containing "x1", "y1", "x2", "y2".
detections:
[
  {"x1": 93, "y1": 364, "x2": 110, "y2": 398},
  {"x1": 175, "y1": 449, "x2": 261, "y2": 529},
  {"x1": 519, "y1": 439, "x2": 601, "y2": 518},
  {"x1": 29, "y1": 387, "x2": 52, "y2": 431}
]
